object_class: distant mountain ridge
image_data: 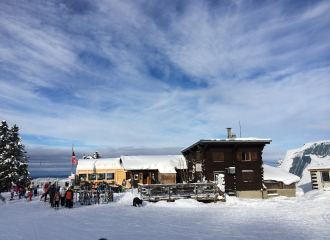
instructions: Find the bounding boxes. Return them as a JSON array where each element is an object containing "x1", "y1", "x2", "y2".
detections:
[{"x1": 280, "y1": 140, "x2": 330, "y2": 190}]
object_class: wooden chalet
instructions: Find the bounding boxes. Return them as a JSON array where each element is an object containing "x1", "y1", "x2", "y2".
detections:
[
  {"x1": 120, "y1": 155, "x2": 187, "y2": 188},
  {"x1": 181, "y1": 128, "x2": 272, "y2": 199},
  {"x1": 75, "y1": 158, "x2": 128, "y2": 187}
]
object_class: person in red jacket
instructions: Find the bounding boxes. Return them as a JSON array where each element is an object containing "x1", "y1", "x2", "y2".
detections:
[
  {"x1": 26, "y1": 189, "x2": 33, "y2": 201},
  {"x1": 65, "y1": 187, "x2": 74, "y2": 208}
]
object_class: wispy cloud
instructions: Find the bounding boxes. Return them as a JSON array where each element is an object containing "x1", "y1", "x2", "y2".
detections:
[{"x1": 0, "y1": 0, "x2": 329, "y2": 176}]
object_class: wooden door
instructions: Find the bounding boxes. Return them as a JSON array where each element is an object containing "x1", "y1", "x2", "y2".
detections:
[
  {"x1": 147, "y1": 173, "x2": 151, "y2": 184},
  {"x1": 139, "y1": 173, "x2": 143, "y2": 184}
]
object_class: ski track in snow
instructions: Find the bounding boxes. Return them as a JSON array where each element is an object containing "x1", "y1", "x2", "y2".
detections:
[{"x1": 0, "y1": 190, "x2": 329, "y2": 240}]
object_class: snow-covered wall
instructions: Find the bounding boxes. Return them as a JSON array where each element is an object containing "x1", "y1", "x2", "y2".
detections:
[{"x1": 280, "y1": 140, "x2": 330, "y2": 189}]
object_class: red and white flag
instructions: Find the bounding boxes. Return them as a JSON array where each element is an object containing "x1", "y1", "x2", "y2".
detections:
[{"x1": 72, "y1": 151, "x2": 78, "y2": 165}]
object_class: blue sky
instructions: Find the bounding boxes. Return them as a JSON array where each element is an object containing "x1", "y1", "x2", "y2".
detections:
[{"x1": 0, "y1": 0, "x2": 329, "y2": 176}]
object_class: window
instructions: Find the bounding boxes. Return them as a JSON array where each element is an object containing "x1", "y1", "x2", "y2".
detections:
[
  {"x1": 97, "y1": 173, "x2": 105, "y2": 180},
  {"x1": 321, "y1": 171, "x2": 330, "y2": 182},
  {"x1": 242, "y1": 152, "x2": 251, "y2": 161},
  {"x1": 79, "y1": 174, "x2": 87, "y2": 181},
  {"x1": 134, "y1": 174, "x2": 138, "y2": 180},
  {"x1": 237, "y1": 151, "x2": 251, "y2": 161},
  {"x1": 213, "y1": 152, "x2": 224, "y2": 162},
  {"x1": 88, "y1": 174, "x2": 96, "y2": 180},
  {"x1": 242, "y1": 170, "x2": 254, "y2": 182},
  {"x1": 107, "y1": 173, "x2": 115, "y2": 180}
]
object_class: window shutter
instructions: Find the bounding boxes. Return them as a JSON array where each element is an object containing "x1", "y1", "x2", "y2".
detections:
[
  {"x1": 213, "y1": 152, "x2": 224, "y2": 161},
  {"x1": 252, "y1": 152, "x2": 258, "y2": 161},
  {"x1": 237, "y1": 151, "x2": 242, "y2": 161},
  {"x1": 220, "y1": 152, "x2": 224, "y2": 161},
  {"x1": 196, "y1": 151, "x2": 200, "y2": 161}
]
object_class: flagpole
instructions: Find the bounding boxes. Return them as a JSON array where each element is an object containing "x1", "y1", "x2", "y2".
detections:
[{"x1": 71, "y1": 144, "x2": 73, "y2": 176}]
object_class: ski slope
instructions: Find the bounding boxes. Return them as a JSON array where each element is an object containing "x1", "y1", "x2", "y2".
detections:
[{"x1": 0, "y1": 189, "x2": 329, "y2": 240}]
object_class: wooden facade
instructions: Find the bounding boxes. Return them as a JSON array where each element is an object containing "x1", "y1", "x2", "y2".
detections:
[
  {"x1": 128, "y1": 170, "x2": 177, "y2": 188},
  {"x1": 181, "y1": 138, "x2": 271, "y2": 197}
]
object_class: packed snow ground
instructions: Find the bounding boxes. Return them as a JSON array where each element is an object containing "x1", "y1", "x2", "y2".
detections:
[{"x1": 1, "y1": 188, "x2": 329, "y2": 240}]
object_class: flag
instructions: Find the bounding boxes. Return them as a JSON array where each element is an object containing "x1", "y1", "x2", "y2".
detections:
[{"x1": 72, "y1": 151, "x2": 78, "y2": 165}]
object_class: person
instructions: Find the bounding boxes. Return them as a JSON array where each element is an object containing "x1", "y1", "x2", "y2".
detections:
[
  {"x1": 44, "y1": 182, "x2": 51, "y2": 202},
  {"x1": 60, "y1": 187, "x2": 66, "y2": 207},
  {"x1": 26, "y1": 189, "x2": 33, "y2": 201},
  {"x1": 65, "y1": 187, "x2": 74, "y2": 208},
  {"x1": 40, "y1": 184, "x2": 47, "y2": 201},
  {"x1": 29, "y1": 182, "x2": 34, "y2": 190},
  {"x1": 54, "y1": 191, "x2": 61, "y2": 210},
  {"x1": 10, "y1": 185, "x2": 15, "y2": 200},
  {"x1": 0, "y1": 189, "x2": 6, "y2": 203},
  {"x1": 34, "y1": 185, "x2": 38, "y2": 196},
  {"x1": 18, "y1": 184, "x2": 25, "y2": 199},
  {"x1": 16, "y1": 179, "x2": 20, "y2": 194},
  {"x1": 122, "y1": 179, "x2": 126, "y2": 190},
  {"x1": 49, "y1": 185, "x2": 56, "y2": 207}
]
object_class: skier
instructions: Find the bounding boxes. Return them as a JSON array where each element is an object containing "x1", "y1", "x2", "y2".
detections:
[
  {"x1": 49, "y1": 185, "x2": 56, "y2": 207},
  {"x1": 54, "y1": 191, "x2": 61, "y2": 210},
  {"x1": 0, "y1": 184, "x2": 6, "y2": 203},
  {"x1": 44, "y1": 182, "x2": 52, "y2": 202},
  {"x1": 10, "y1": 185, "x2": 15, "y2": 200},
  {"x1": 26, "y1": 189, "x2": 33, "y2": 201},
  {"x1": 122, "y1": 179, "x2": 126, "y2": 190}
]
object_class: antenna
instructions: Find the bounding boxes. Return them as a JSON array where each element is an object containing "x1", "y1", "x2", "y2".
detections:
[{"x1": 239, "y1": 121, "x2": 241, "y2": 138}]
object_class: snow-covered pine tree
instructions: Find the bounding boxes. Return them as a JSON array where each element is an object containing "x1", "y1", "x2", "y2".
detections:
[
  {"x1": 8, "y1": 125, "x2": 30, "y2": 181},
  {"x1": 0, "y1": 120, "x2": 10, "y2": 190},
  {"x1": 0, "y1": 121, "x2": 30, "y2": 190},
  {"x1": 93, "y1": 151, "x2": 101, "y2": 159}
]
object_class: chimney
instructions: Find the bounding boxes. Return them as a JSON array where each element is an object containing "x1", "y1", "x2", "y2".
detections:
[{"x1": 226, "y1": 128, "x2": 232, "y2": 139}]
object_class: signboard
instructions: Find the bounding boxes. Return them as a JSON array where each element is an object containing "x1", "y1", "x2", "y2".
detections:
[
  {"x1": 68, "y1": 176, "x2": 75, "y2": 179},
  {"x1": 196, "y1": 163, "x2": 202, "y2": 172}
]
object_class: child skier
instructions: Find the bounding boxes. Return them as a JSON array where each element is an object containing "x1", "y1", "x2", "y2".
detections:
[
  {"x1": 40, "y1": 184, "x2": 47, "y2": 201},
  {"x1": 10, "y1": 185, "x2": 15, "y2": 200},
  {"x1": 26, "y1": 189, "x2": 33, "y2": 201},
  {"x1": 54, "y1": 191, "x2": 61, "y2": 210}
]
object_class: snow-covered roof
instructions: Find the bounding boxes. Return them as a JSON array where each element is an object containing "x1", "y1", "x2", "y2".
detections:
[
  {"x1": 308, "y1": 166, "x2": 330, "y2": 171},
  {"x1": 120, "y1": 155, "x2": 187, "y2": 173},
  {"x1": 263, "y1": 164, "x2": 300, "y2": 185},
  {"x1": 182, "y1": 138, "x2": 272, "y2": 153},
  {"x1": 76, "y1": 158, "x2": 123, "y2": 171}
]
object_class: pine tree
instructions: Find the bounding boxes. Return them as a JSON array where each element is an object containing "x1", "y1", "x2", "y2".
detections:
[
  {"x1": 0, "y1": 120, "x2": 10, "y2": 190},
  {"x1": 9, "y1": 125, "x2": 30, "y2": 180},
  {"x1": 0, "y1": 121, "x2": 30, "y2": 190}
]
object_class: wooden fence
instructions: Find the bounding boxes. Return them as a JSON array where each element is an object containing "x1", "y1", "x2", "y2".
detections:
[{"x1": 138, "y1": 183, "x2": 225, "y2": 202}]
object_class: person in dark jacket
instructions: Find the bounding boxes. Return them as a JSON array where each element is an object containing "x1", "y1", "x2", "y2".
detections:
[
  {"x1": 48, "y1": 185, "x2": 56, "y2": 207},
  {"x1": 65, "y1": 187, "x2": 74, "y2": 208}
]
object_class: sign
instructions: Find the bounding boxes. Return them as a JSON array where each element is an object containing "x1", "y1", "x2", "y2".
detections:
[
  {"x1": 68, "y1": 176, "x2": 75, "y2": 179},
  {"x1": 196, "y1": 163, "x2": 202, "y2": 172}
]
